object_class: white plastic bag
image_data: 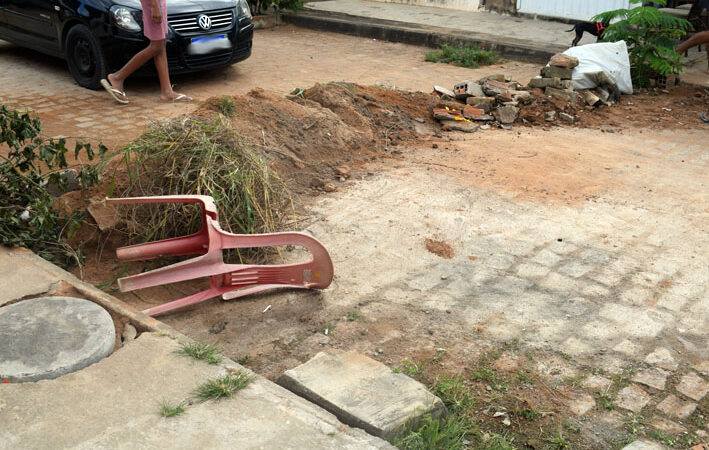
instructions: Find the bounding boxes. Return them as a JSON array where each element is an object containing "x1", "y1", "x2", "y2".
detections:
[{"x1": 563, "y1": 41, "x2": 633, "y2": 94}]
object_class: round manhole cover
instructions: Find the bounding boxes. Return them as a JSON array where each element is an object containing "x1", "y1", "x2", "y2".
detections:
[{"x1": 0, "y1": 296, "x2": 115, "y2": 382}]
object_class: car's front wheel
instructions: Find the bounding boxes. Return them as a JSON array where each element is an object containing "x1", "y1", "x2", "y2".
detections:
[{"x1": 65, "y1": 25, "x2": 107, "y2": 90}]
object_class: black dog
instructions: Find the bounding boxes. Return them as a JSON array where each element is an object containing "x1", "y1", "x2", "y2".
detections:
[{"x1": 567, "y1": 22, "x2": 608, "y2": 47}]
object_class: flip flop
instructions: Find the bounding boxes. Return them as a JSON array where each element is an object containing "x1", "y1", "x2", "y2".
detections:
[
  {"x1": 701, "y1": 112, "x2": 709, "y2": 123},
  {"x1": 161, "y1": 93, "x2": 192, "y2": 103},
  {"x1": 100, "y1": 79, "x2": 128, "y2": 104}
]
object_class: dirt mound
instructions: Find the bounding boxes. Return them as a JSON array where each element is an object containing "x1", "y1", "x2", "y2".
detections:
[{"x1": 196, "y1": 83, "x2": 437, "y2": 194}]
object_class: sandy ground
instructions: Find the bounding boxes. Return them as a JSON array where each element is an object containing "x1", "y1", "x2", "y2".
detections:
[{"x1": 2, "y1": 25, "x2": 708, "y2": 448}]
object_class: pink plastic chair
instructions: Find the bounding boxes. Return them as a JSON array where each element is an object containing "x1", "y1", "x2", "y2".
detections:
[{"x1": 105, "y1": 195, "x2": 333, "y2": 316}]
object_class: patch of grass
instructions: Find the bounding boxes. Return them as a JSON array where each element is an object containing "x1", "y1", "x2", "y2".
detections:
[
  {"x1": 401, "y1": 358, "x2": 426, "y2": 379},
  {"x1": 514, "y1": 408, "x2": 541, "y2": 421},
  {"x1": 218, "y1": 96, "x2": 236, "y2": 116},
  {"x1": 545, "y1": 428, "x2": 571, "y2": 449},
  {"x1": 561, "y1": 353, "x2": 572, "y2": 361},
  {"x1": 524, "y1": 350, "x2": 535, "y2": 361},
  {"x1": 612, "y1": 366, "x2": 636, "y2": 389},
  {"x1": 176, "y1": 342, "x2": 223, "y2": 364},
  {"x1": 159, "y1": 400, "x2": 186, "y2": 417},
  {"x1": 394, "y1": 413, "x2": 477, "y2": 450},
  {"x1": 346, "y1": 310, "x2": 360, "y2": 321},
  {"x1": 595, "y1": 390, "x2": 615, "y2": 410},
  {"x1": 433, "y1": 375, "x2": 475, "y2": 411},
  {"x1": 322, "y1": 322, "x2": 336, "y2": 335},
  {"x1": 563, "y1": 421, "x2": 581, "y2": 433},
  {"x1": 471, "y1": 358, "x2": 507, "y2": 393},
  {"x1": 121, "y1": 116, "x2": 294, "y2": 263},
  {"x1": 195, "y1": 371, "x2": 253, "y2": 400},
  {"x1": 516, "y1": 369, "x2": 535, "y2": 384},
  {"x1": 480, "y1": 433, "x2": 516, "y2": 450},
  {"x1": 425, "y1": 44, "x2": 500, "y2": 69},
  {"x1": 622, "y1": 414, "x2": 648, "y2": 436},
  {"x1": 236, "y1": 355, "x2": 251, "y2": 365},
  {"x1": 647, "y1": 429, "x2": 676, "y2": 447},
  {"x1": 564, "y1": 374, "x2": 586, "y2": 389}
]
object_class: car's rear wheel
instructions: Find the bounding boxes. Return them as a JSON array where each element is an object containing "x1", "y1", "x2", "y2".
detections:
[{"x1": 65, "y1": 25, "x2": 107, "y2": 90}]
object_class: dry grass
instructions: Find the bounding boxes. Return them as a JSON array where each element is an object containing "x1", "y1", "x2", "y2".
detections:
[{"x1": 120, "y1": 116, "x2": 294, "y2": 262}]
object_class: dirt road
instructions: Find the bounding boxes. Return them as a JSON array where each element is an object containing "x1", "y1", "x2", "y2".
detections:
[{"x1": 2, "y1": 25, "x2": 707, "y2": 449}]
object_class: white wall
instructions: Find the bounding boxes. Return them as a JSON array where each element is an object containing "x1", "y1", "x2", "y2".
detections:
[
  {"x1": 517, "y1": 0, "x2": 632, "y2": 21},
  {"x1": 370, "y1": 0, "x2": 481, "y2": 12}
]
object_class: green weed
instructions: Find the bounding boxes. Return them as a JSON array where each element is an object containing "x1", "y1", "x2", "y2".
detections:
[
  {"x1": 159, "y1": 400, "x2": 186, "y2": 417},
  {"x1": 595, "y1": 390, "x2": 615, "y2": 410},
  {"x1": 425, "y1": 44, "x2": 500, "y2": 69},
  {"x1": 218, "y1": 96, "x2": 236, "y2": 116},
  {"x1": 401, "y1": 358, "x2": 426, "y2": 379},
  {"x1": 195, "y1": 371, "x2": 253, "y2": 400},
  {"x1": 394, "y1": 413, "x2": 477, "y2": 450},
  {"x1": 346, "y1": 310, "x2": 360, "y2": 321},
  {"x1": 433, "y1": 375, "x2": 475, "y2": 411},
  {"x1": 514, "y1": 408, "x2": 541, "y2": 421},
  {"x1": 545, "y1": 428, "x2": 571, "y2": 449},
  {"x1": 176, "y1": 342, "x2": 223, "y2": 364},
  {"x1": 236, "y1": 355, "x2": 251, "y2": 365}
]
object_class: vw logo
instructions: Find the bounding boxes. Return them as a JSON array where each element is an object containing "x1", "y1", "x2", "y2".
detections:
[{"x1": 197, "y1": 14, "x2": 212, "y2": 30}]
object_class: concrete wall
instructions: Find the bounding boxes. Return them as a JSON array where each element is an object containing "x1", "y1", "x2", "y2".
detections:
[
  {"x1": 481, "y1": 0, "x2": 516, "y2": 14},
  {"x1": 369, "y1": 0, "x2": 481, "y2": 12},
  {"x1": 517, "y1": 0, "x2": 632, "y2": 21}
]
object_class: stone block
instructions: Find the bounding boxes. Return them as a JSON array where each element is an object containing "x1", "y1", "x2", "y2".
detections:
[
  {"x1": 632, "y1": 368, "x2": 668, "y2": 391},
  {"x1": 440, "y1": 119, "x2": 478, "y2": 133},
  {"x1": 466, "y1": 96, "x2": 496, "y2": 113},
  {"x1": 463, "y1": 105, "x2": 485, "y2": 119},
  {"x1": 541, "y1": 65, "x2": 574, "y2": 80},
  {"x1": 545, "y1": 87, "x2": 580, "y2": 104},
  {"x1": 616, "y1": 384, "x2": 651, "y2": 413},
  {"x1": 677, "y1": 372, "x2": 709, "y2": 401},
  {"x1": 645, "y1": 347, "x2": 678, "y2": 370},
  {"x1": 433, "y1": 85, "x2": 455, "y2": 99},
  {"x1": 453, "y1": 80, "x2": 484, "y2": 99},
  {"x1": 278, "y1": 351, "x2": 446, "y2": 441},
  {"x1": 493, "y1": 105, "x2": 518, "y2": 124},
  {"x1": 655, "y1": 394, "x2": 696, "y2": 419},
  {"x1": 622, "y1": 440, "x2": 668, "y2": 450},
  {"x1": 528, "y1": 77, "x2": 562, "y2": 89},
  {"x1": 549, "y1": 53, "x2": 579, "y2": 69},
  {"x1": 482, "y1": 79, "x2": 515, "y2": 97}
]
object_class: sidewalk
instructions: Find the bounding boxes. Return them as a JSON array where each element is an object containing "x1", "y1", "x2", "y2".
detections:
[
  {"x1": 284, "y1": 0, "x2": 709, "y2": 67},
  {"x1": 284, "y1": 0, "x2": 585, "y2": 63}
]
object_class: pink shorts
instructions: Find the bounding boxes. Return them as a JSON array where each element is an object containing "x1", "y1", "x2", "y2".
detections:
[{"x1": 141, "y1": 0, "x2": 168, "y2": 41}]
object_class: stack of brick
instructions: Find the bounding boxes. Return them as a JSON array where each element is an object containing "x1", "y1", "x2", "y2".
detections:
[
  {"x1": 528, "y1": 53, "x2": 580, "y2": 104},
  {"x1": 432, "y1": 74, "x2": 533, "y2": 131}
]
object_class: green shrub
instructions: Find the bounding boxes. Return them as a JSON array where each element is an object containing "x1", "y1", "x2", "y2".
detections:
[
  {"x1": 425, "y1": 44, "x2": 500, "y2": 69},
  {"x1": 0, "y1": 105, "x2": 105, "y2": 267},
  {"x1": 594, "y1": 0, "x2": 691, "y2": 87}
]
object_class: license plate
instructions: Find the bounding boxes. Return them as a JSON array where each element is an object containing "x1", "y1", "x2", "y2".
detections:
[{"x1": 187, "y1": 34, "x2": 231, "y2": 55}]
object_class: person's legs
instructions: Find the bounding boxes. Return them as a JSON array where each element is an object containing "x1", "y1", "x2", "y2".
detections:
[
  {"x1": 152, "y1": 40, "x2": 191, "y2": 101},
  {"x1": 106, "y1": 40, "x2": 164, "y2": 96}
]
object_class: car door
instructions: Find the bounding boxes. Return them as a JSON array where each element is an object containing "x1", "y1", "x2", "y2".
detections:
[{"x1": 2, "y1": 0, "x2": 59, "y2": 50}]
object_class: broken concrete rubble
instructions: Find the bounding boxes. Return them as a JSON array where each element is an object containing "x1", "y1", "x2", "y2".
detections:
[
  {"x1": 549, "y1": 53, "x2": 579, "y2": 69},
  {"x1": 541, "y1": 65, "x2": 573, "y2": 80},
  {"x1": 494, "y1": 106, "x2": 519, "y2": 124}
]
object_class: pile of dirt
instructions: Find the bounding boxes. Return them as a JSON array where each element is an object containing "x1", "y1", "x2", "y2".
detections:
[{"x1": 195, "y1": 83, "x2": 438, "y2": 195}]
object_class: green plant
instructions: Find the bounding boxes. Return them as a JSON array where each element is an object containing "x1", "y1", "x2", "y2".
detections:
[
  {"x1": 545, "y1": 428, "x2": 570, "y2": 449},
  {"x1": 0, "y1": 105, "x2": 106, "y2": 268},
  {"x1": 159, "y1": 400, "x2": 186, "y2": 417},
  {"x1": 433, "y1": 375, "x2": 475, "y2": 411},
  {"x1": 514, "y1": 408, "x2": 541, "y2": 421},
  {"x1": 121, "y1": 116, "x2": 293, "y2": 262},
  {"x1": 195, "y1": 372, "x2": 253, "y2": 400},
  {"x1": 563, "y1": 421, "x2": 581, "y2": 433},
  {"x1": 425, "y1": 44, "x2": 500, "y2": 69},
  {"x1": 176, "y1": 342, "x2": 223, "y2": 364},
  {"x1": 236, "y1": 355, "x2": 252, "y2": 365},
  {"x1": 394, "y1": 413, "x2": 477, "y2": 450},
  {"x1": 594, "y1": 0, "x2": 692, "y2": 87},
  {"x1": 346, "y1": 310, "x2": 360, "y2": 321},
  {"x1": 647, "y1": 429, "x2": 676, "y2": 447},
  {"x1": 401, "y1": 358, "x2": 426, "y2": 379},
  {"x1": 218, "y1": 96, "x2": 236, "y2": 117},
  {"x1": 595, "y1": 390, "x2": 615, "y2": 410},
  {"x1": 622, "y1": 414, "x2": 648, "y2": 436},
  {"x1": 480, "y1": 433, "x2": 516, "y2": 450}
]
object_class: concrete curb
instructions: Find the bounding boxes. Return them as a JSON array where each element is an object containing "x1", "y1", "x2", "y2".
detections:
[{"x1": 282, "y1": 9, "x2": 565, "y2": 63}]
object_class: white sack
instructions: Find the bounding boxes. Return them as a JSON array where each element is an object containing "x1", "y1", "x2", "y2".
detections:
[{"x1": 563, "y1": 41, "x2": 633, "y2": 94}]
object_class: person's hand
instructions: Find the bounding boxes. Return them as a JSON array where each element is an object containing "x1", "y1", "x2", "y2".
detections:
[{"x1": 151, "y1": 1, "x2": 161, "y2": 24}]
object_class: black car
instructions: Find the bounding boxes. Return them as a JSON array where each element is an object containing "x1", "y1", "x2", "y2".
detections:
[{"x1": 0, "y1": 0, "x2": 254, "y2": 89}]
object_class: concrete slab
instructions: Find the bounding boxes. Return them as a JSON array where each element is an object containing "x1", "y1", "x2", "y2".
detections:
[
  {"x1": 0, "y1": 296, "x2": 115, "y2": 382},
  {"x1": 0, "y1": 333, "x2": 392, "y2": 449},
  {"x1": 278, "y1": 350, "x2": 445, "y2": 441},
  {"x1": 0, "y1": 246, "x2": 59, "y2": 306}
]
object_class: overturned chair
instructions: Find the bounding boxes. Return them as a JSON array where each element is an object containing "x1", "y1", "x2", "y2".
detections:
[{"x1": 106, "y1": 195, "x2": 334, "y2": 316}]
